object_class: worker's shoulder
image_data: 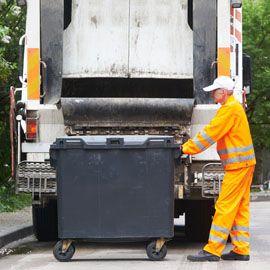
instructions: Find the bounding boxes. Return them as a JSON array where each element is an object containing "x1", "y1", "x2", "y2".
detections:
[
  {"x1": 220, "y1": 98, "x2": 243, "y2": 115},
  {"x1": 225, "y1": 97, "x2": 243, "y2": 110}
]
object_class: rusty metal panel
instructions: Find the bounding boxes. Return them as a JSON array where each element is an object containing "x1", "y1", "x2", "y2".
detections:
[
  {"x1": 129, "y1": 0, "x2": 193, "y2": 78},
  {"x1": 62, "y1": 0, "x2": 129, "y2": 78}
]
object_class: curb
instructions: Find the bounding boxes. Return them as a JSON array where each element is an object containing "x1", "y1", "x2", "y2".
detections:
[
  {"x1": 250, "y1": 193, "x2": 270, "y2": 202},
  {"x1": 0, "y1": 225, "x2": 34, "y2": 249}
]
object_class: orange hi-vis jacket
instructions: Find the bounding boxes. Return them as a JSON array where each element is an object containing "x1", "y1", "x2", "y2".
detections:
[{"x1": 183, "y1": 95, "x2": 256, "y2": 170}]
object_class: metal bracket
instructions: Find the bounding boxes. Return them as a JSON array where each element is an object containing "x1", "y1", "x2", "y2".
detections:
[
  {"x1": 182, "y1": 155, "x2": 192, "y2": 197},
  {"x1": 202, "y1": 162, "x2": 224, "y2": 199},
  {"x1": 31, "y1": 172, "x2": 42, "y2": 205},
  {"x1": 155, "y1": 238, "x2": 166, "y2": 252},
  {"x1": 62, "y1": 239, "x2": 73, "y2": 253},
  {"x1": 40, "y1": 60, "x2": 47, "y2": 98}
]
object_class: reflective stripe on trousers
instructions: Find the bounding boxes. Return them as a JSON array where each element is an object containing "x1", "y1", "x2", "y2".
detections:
[
  {"x1": 230, "y1": 225, "x2": 250, "y2": 253},
  {"x1": 203, "y1": 165, "x2": 255, "y2": 257}
]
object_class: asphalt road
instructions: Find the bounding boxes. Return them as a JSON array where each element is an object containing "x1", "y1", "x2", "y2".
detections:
[{"x1": 0, "y1": 201, "x2": 270, "y2": 270}]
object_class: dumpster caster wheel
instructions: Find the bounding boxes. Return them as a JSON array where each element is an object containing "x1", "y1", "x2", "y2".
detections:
[
  {"x1": 53, "y1": 240, "x2": 75, "y2": 262},
  {"x1": 146, "y1": 241, "x2": 167, "y2": 261}
]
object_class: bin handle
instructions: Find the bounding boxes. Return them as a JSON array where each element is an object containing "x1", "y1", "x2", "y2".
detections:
[
  {"x1": 106, "y1": 138, "x2": 124, "y2": 146},
  {"x1": 146, "y1": 138, "x2": 172, "y2": 147},
  {"x1": 57, "y1": 138, "x2": 84, "y2": 146}
]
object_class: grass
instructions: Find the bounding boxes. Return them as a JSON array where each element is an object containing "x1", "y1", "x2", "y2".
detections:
[{"x1": 0, "y1": 185, "x2": 32, "y2": 212}]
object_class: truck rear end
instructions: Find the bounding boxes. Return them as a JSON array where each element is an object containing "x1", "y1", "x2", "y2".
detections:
[{"x1": 11, "y1": 0, "x2": 249, "y2": 242}]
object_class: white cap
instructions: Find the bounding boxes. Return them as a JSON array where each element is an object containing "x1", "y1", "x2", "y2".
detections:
[{"x1": 203, "y1": 76, "x2": 235, "y2": 92}]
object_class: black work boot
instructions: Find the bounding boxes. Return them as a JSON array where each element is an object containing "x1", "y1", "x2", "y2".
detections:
[
  {"x1": 221, "y1": 250, "x2": 250, "y2": 261},
  {"x1": 187, "y1": 250, "x2": 220, "y2": 262}
]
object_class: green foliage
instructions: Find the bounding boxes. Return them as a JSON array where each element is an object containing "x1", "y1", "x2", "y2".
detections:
[
  {"x1": 0, "y1": 185, "x2": 31, "y2": 212},
  {"x1": 0, "y1": 1, "x2": 23, "y2": 89},
  {"x1": 243, "y1": 0, "x2": 270, "y2": 149},
  {"x1": 0, "y1": 0, "x2": 26, "y2": 211}
]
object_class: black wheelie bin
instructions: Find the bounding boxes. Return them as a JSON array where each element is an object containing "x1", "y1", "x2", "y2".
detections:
[{"x1": 50, "y1": 135, "x2": 180, "y2": 262}]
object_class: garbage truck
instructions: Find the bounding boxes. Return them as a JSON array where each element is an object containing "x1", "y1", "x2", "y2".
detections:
[{"x1": 10, "y1": 0, "x2": 252, "y2": 242}]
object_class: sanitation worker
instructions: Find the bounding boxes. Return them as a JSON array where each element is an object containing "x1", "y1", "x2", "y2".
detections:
[{"x1": 182, "y1": 76, "x2": 256, "y2": 262}]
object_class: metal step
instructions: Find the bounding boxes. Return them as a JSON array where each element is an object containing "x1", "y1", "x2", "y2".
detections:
[
  {"x1": 17, "y1": 161, "x2": 57, "y2": 195},
  {"x1": 202, "y1": 163, "x2": 225, "y2": 198}
]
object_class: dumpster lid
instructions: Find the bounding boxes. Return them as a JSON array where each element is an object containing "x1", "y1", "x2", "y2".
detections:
[{"x1": 50, "y1": 135, "x2": 180, "y2": 149}]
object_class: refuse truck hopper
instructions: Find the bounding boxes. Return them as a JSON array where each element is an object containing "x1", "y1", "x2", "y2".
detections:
[{"x1": 61, "y1": 97, "x2": 195, "y2": 143}]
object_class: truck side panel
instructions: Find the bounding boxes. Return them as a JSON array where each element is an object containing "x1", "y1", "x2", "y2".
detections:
[
  {"x1": 193, "y1": 0, "x2": 217, "y2": 104},
  {"x1": 40, "y1": 0, "x2": 63, "y2": 104}
]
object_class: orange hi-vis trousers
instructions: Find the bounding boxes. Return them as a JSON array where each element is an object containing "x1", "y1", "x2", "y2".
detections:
[{"x1": 204, "y1": 165, "x2": 255, "y2": 257}]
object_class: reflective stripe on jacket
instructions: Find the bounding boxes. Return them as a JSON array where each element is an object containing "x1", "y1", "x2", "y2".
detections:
[{"x1": 183, "y1": 95, "x2": 256, "y2": 170}]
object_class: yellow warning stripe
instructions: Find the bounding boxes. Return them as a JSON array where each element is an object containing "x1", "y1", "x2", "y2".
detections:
[
  {"x1": 218, "y1": 48, "x2": 230, "y2": 77},
  {"x1": 27, "y1": 48, "x2": 40, "y2": 100}
]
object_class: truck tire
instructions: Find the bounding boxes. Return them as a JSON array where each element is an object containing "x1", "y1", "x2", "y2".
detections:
[
  {"x1": 185, "y1": 199, "x2": 215, "y2": 242},
  {"x1": 32, "y1": 199, "x2": 58, "y2": 241}
]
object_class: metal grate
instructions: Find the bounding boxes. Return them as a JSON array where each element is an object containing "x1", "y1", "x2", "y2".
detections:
[
  {"x1": 17, "y1": 161, "x2": 57, "y2": 194},
  {"x1": 65, "y1": 126, "x2": 189, "y2": 145},
  {"x1": 202, "y1": 163, "x2": 225, "y2": 198}
]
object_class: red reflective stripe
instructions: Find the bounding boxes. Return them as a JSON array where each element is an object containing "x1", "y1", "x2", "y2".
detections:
[
  {"x1": 230, "y1": 25, "x2": 234, "y2": 35},
  {"x1": 235, "y1": 10, "x2": 242, "y2": 22},
  {"x1": 10, "y1": 88, "x2": 14, "y2": 177},
  {"x1": 235, "y1": 28, "x2": 242, "y2": 42}
]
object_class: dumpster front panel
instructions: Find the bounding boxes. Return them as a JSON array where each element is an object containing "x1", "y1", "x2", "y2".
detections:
[{"x1": 51, "y1": 136, "x2": 178, "y2": 240}]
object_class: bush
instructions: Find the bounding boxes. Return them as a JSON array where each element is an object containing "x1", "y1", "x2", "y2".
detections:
[
  {"x1": 0, "y1": 1, "x2": 28, "y2": 213},
  {"x1": 0, "y1": 184, "x2": 31, "y2": 212}
]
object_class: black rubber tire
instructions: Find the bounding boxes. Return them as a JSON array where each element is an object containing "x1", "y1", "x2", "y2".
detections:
[
  {"x1": 146, "y1": 241, "x2": 167, "y2": 261},
  {"x1": 185, "y1": 199, "x2": 215, "y2": 242},
  {"x1": 53, "y1": 240, "x2": 75, "y2": 262},
  {"x1": 32, "y1": 199, "x2": 58, "y2": 241}
]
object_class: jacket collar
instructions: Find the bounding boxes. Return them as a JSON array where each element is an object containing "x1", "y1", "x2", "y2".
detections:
[{"x1": 224, "y1": 94, "x2": 236, "y2": 105}]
